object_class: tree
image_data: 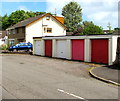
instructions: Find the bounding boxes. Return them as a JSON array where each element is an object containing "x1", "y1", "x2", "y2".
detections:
[
  {"x1": 114, "y1": 28, "x2": 120, "y2": 30},
  {"x1": 1, "y1": 10, "x2": 46, "y2": 30},
  {"x1": 83, "y1": 21, "x2": 94, "y2": 28},
  {"x1": 62, "y1": 1, "x2": 82, "y2": 32},
  {"x1": 107, "y1": 22, "x2": 112, "y2": 33},
  {"x1": 2, "y1": 14, "x2": 10, "y2": 30},
  {"x1": 82, "y1": 21, "x2": 104, "y2": 35},
  {"x1": 8, "y1": 10, "x2": 29, "y2": 26},
  {"x1": 34, "y1": 11, "x2": 46, "y2": 16},
  {"x1": 0, "y1": 16, "x2": 2, "y2": 30}
]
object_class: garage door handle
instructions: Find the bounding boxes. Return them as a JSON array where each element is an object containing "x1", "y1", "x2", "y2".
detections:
[{"x1": 61, "y1": 52, "x2": 63, "y2": 53}]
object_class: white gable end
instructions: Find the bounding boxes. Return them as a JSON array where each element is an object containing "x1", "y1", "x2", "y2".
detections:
[{"x1": 26, "y1": 15, "x2": 66, "y2": 43}]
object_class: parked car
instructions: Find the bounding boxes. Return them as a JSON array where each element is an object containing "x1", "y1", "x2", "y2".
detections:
[{"x1": 8, "y1": 42, "x2": 33, "y2": 52}]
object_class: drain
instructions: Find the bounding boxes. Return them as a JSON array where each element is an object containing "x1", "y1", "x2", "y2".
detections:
[{"x1": 20, "y1": 62, "x2": 24, "y2": 64}]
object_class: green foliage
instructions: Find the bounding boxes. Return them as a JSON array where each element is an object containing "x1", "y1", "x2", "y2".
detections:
[
  {"x1": 0, "y1": 44, "x2": 9, "y2": 50},
  {"x1": 107, "y1": 22, "x2": 112, "y2": 30},
  {"x1": 34, "y1": 12, "x2": 46, "y2": 16},
  {"x1": 1, "y1": 10, "x2": 46, "y2": 30},
  {"x1": 82, "y1": 21, "x2": 94, "y2": 28},
  {"x1": 62, "y1": 1, "x2": 82, "y2": 32},
  {"x1": 2, "y1": 14, "x2": 10, "y2": 30},
  {"x1": 0, "y1": 16, "x2": 2, "y2": 30},
  {"x1": 82, "y1": 21, "x2": 104, "y2": 35},
  {"x1": 114, "y1": 28, "x2": 120, "y2": 30}
]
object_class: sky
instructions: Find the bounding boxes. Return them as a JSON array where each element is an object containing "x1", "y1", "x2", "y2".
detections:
[{"x1": 0, "y1": 0, "x2": 119, "y2": 29}]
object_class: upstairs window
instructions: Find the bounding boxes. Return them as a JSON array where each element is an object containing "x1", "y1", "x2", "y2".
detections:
[
  {"x1": 22, "y1": 27, "x2": 25, "y2": 33},
  {"x1": 47, "y1": 28, "x2": 52, "y2": 33},
  {"x1": 46, "y1": 16, "x2": 50, "y2": 20},
  {"x1": 16, "y1": 29, "x2": 19, "y2": 33}
]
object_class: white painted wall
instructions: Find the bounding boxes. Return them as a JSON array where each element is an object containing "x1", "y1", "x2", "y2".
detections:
[
  {"x1": 0, "y1": 33, "x2": 4, "y2": 45},
  {"x1": 0, "y1": 36, "x2": 8, "y2": 45},
  {"x1": 0, "y1": 39, "x2": 4, "y2": 45},
  {"x1": 112, "y1": 36, "x2": 118, "y2": 62},
  {"x1": 26, "y1": 15, "x2": 66, "y2": 43},
  {"x1": 84, "y1": 38, "x2": 91, "y2": 62}
]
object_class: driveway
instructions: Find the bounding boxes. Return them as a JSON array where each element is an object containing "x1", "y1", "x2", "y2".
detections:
[{"x1": 1, "y1": 54, "x2": 119, "y2": 100}]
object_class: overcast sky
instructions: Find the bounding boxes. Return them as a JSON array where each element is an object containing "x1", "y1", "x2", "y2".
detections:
[{"x1": 1, "y1": 0, "x2": 119, "y2": 29}]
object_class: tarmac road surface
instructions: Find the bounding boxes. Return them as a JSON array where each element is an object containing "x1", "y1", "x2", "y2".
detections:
[{"x1": 1, "y1": 54, "x2": 119, "y2": 100}]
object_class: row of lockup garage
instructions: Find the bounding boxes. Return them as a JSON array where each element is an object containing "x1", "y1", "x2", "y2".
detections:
[{"x1": 33, "y1": 35, "x2": 120, "y2": 65}]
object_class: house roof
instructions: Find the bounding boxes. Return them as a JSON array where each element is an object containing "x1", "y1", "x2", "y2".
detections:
[
  {"x1": 113, "y1": 30, "x2": 120, "y2": 35},
  {"x1": 7, "y1": 13, "x2": 67, "y2": 30}
]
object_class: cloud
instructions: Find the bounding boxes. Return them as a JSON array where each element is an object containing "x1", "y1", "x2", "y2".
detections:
[
  {"x1": 46, "y1": 0, "x2": 119, "y2": 29},
  {"x1": 18, "y1": 6, "x2": 29, "y2": 11},
  {"x1": 1, "y1": 0, "x2": 47, "y2": 2}
]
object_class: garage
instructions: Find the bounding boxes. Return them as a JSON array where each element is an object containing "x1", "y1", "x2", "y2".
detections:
[
  {"x1": 56, "y1": 40, "x2": 67, "y2": 59},
  {"x1": 72, "y1": 39, "x2": 84, "y2": 61},
  {"x1": 35, "y1": 40, "x2": 42, "y2": 55},
  {"x1": 45, "y1": 40, "x2": 52, "y2": 57},
  {"x1": 91, "y1": 39, "x2": 108, "y2": 64}
]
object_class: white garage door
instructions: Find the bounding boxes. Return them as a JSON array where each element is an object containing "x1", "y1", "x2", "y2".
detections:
[
  {"x1": 35, "y1": 40, "x2": 42, "y2": 55},
  {"x1": 56, "y1": 40, "x2": 67, "y2": 59}
]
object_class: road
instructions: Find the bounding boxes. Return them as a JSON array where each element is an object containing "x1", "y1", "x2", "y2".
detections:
[{"x1": 1, "y1": 54, "x2": 119, "y2": 100}]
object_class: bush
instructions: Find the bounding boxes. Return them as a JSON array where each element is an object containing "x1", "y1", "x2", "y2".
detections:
[
  {"x1": 0, "y1": 44, "x2": 9, "y2": 50},
  {"x1": 83, "y1": 25, "x2": 104, "y2": 35}
]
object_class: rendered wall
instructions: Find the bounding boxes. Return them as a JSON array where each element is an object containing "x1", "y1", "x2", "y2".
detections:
[{"x1": 26, "y1": 15, "x2": 66, "y2": 43}]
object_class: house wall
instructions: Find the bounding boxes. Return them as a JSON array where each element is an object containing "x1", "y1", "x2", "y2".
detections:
[
  {"x1": 0, "y1": 32, "x2": 8, "y2": 45},
  {"x1": 112, "y1": 36, "x2": 118, "y2": 62},
  {"x1": 8, "y1": 27, "x2": 25, "y2": 45},
  {"x1": 26, "y1": 15, "x2": 66, "y2": 43},
  {"x1": 0, "y1": 39, "x2": 4, "y2": 45}
]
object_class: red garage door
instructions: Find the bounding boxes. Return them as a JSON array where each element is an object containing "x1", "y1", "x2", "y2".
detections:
[
  {"x1": 72, "y1": 39, "x2": 84, "y2": 61},
  {"x1": 45, "y1": 40, "x2": 52, "y2": 57},
  {"x1": 91, "y1": 39, "x2": 108, "y2": 64}
]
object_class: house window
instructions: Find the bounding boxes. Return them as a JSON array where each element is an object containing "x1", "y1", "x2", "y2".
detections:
[
  {"x1": 46, "y1": 16, "x2": 50, "y2": 20},
  {"x1": 22, "y1": 27, "x2": 25, "y2": 33},
  {"x1": 13, "y1": 29, "x2": 16, "y2": 34},
  {"x1": 47, "y1": 28, "x2": 52, "y2": 33},
  {"x1": 10, "y1": 40, "x2": 14, "y2": 46},
  {"x1": 17, "y1": 29, "x2": 19, "y2": 33}
]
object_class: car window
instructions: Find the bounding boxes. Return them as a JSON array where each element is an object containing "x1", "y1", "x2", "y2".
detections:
[
  {"x1": 15, "y1": 43, "x2": 32, "y2": 46},
  {"x1": 19, "y1": 43, "x2": 27, "y2": 46},
  {"x1": 16, "y1": 44, "x2": 20, "y2": 46}
]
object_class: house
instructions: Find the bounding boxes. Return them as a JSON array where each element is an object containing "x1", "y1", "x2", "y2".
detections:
[
  {"x1": 103, "y1": 30, "x2": 111, "y2": 34},
  {"x1": 0, "y1": 31, "x2": 8, "y2": 45},
  {"x1": 113, "y1": 30, "x2": 120, "y2": 35},
  {"x1": 6, "y1": 13, "x2": 67, "y2": 45}
]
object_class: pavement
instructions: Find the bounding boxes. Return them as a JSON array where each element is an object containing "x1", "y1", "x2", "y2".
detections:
[{"x1": 89, "y1": 65, "x2": 120, "y2": 86}]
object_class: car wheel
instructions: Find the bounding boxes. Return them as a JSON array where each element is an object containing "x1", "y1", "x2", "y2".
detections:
[
  {"x1": 29, "y1": 49, "x2": 32, "y2": 52},
  {"x1": 13, "y1": 49, "x2": 17, "y2": 52}
]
